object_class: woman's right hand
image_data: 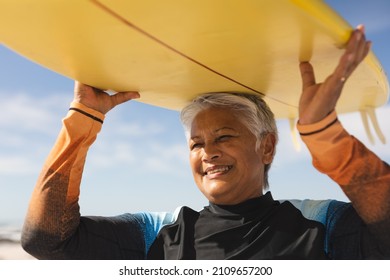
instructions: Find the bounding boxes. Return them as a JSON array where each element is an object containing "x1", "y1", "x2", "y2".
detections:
[{"x1": 73, "y1": 81, "x2": 140, "y2": 114}]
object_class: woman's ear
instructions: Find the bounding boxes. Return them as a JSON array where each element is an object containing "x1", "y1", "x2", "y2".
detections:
[{"x1": 261, "y1": 133, "x2": 276, "y2": 164}]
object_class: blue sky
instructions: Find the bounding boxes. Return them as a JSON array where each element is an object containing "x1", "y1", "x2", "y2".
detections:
[{"x1": 1, "y1": 0, "x2": 389, "y2": 225}]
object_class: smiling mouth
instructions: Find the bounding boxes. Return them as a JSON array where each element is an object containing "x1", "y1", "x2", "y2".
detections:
[{"x1": 203, "y1": 165, "x2": 233, "y2": 176}]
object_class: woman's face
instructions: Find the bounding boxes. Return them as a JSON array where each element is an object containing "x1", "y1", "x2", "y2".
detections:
[{"x1": 189, "y1": 107, "x2": 275, "y2": 205}]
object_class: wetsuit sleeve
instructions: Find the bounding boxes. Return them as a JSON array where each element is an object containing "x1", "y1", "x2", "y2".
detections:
[
  {"x1": 21, "y1": 102, "x2": 146, "y2": 259},
  {"x1": 297, "y1": 111, "x2": 390, "y2": 258}
]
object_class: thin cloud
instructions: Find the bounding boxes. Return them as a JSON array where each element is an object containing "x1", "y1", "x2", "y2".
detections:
[
  {"x1": 0, "y1": 133, "x2": 26, "y2": 148},
  {"x1": 0, "y1": 91, "x2": 69, "y2": 135},
  {"x1": 143, "y1": 142, "x2": 189, "y2": 174},
  {"x1": 87, "y1": 141, "x2": 137, "y2": 169},
  {"x1": 0, "y1": 91, "x2": 69, "y2": 175},
  {"x1": 0, "y1": 155, "x2": 38, "y2": 175},
  {"x1": 87, "y1": 136, "x2": 189, "y2": 175},
  {"x1": 111, "y1": 122, "x2": 165, "y2": 138}
]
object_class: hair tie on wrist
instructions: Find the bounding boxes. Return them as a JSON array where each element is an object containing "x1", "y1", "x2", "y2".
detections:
[{"x1": 69, "y1": 107, "x2": 104, "y2": 124}]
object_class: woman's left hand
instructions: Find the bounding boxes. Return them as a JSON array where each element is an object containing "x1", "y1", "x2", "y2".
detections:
[{"x1": 298, "y1": 25, "x2": 371, "y2": 125}]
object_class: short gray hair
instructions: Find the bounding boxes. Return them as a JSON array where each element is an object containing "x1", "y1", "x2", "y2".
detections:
[{"x1": 180, "y1": 92, "x2": 278, "y2": 189}]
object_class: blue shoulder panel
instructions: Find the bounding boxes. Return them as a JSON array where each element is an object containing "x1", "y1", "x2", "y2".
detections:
[
  {"x1": 133, "y1": 208, "x2": 181, "y2": 253},
  {"x1": 287, "y1": 199, "x2": 352, "y2": 256},
  {"x1": 287, "y1": 199, "x2": 334, "y2": 225}
]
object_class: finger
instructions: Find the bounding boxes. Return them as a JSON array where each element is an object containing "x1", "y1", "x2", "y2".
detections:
[
  {"x1": 74, "y1": 81, "x2": 91, "y2": 94},
  {"x1": 73, "y1": 81, "x2": 99, "y2": 103},
  {"x1": 346, "y1": 26, "x2": 370, "y2": 68},
  {"x1": 362, "y1": 41, "x2": 372, "y2": 60},
  {"x1": 348, "y1": 26, "x2": 369, "y2": 66},
  {"x1": 342, "y1": 29, "x2": 362, "y2": 73},
  {"x1": 354, "y1": 25, "x2": 371, "y2": 63},
  {"x1": 332, "y1": 26, "x2": 370, "y2": 83},
  {"x1": 299, "y1": 62, "x2": 316, "y2": 90},
  {"x1": 110, "y1": 91, "x2": 140, "y2": 107},
  {"x1": 74, "y1": 81, "x2": 81, "y2": 91}
]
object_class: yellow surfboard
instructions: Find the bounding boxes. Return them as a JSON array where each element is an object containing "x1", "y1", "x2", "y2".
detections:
[{"x1": 1, "y1": 0, "x2": 388, "y2": 120}]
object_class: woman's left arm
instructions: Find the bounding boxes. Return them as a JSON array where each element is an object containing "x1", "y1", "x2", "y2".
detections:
[
  {"x1": 297, "y1": 25, "x2": 390, "y2": 255},
  {"x1": 298, "y1": 111, "x2": 390, "y2": 255}
]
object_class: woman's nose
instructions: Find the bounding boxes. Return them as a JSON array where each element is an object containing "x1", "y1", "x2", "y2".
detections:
[{"x1": 202, "y1": 143, "x2": 221, "y2": 162}]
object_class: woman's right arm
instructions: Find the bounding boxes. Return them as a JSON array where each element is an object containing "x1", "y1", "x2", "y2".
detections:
[{"x1": 21, "y1": 83, "x2": 143, "y2": 259}]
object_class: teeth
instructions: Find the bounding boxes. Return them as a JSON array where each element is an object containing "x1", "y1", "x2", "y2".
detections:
[{"x1": 205, "y1": 166, "x2": 231, "y2": 175}]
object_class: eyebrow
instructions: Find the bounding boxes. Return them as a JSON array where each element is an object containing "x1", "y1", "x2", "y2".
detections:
[
  {"x1": 190, "y1": 127, "x2": 237, "y2": 140},
  {"x1": 215, "y1": 127, "x2": 236, "y2": 133}
]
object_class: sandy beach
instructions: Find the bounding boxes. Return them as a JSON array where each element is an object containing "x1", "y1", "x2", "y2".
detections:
[
  {"x1": 0, "y1": 242, "x2": 35, "y2": 260},
  {"x1": 0, "y1": 224, "x2": 35, "y2": 260}
]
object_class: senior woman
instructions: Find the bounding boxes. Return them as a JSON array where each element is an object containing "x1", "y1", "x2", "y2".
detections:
[{"x1": 22, "y1": 26, "x2": 390, "y2": 259}]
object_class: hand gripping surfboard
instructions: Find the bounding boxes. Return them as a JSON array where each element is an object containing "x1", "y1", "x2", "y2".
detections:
[{"x1": 1, "y1": 0, "x2": 388, "y2": 143}]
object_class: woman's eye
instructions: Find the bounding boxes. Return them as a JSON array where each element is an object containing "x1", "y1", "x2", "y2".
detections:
[
  {"x1": 190, "y1": 143, "x2": 202, "y2": 150},
  {"x1": 216, "y1": 135, "x2": 232, "y2": 142}
]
